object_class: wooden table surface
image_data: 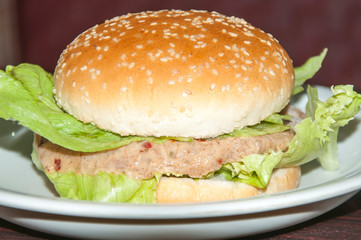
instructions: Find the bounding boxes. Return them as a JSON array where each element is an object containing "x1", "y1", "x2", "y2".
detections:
[{"x1": 0, "y1": 191, "x2": 360, "y2": 240}]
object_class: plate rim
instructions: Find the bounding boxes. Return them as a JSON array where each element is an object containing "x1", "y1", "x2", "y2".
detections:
[{"x1": 0, "y1": 168, "x2": 361, "y2": 220}]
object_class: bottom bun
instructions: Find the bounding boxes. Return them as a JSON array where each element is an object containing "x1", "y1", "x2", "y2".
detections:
[{"x1": 157, "y1": 166, "x2": 301, "y2": 203}]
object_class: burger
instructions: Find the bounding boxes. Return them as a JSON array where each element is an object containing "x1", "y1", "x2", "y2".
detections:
[{"x1": 0, "y1": 9, "x2": 360, "y2": 203}]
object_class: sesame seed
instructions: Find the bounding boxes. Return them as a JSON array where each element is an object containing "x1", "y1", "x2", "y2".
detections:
[
  {"x1": 168, "y1": 80, "x2": 175, "y2": 85},
  {"x1": 136, "y1": 44, "x2": 143, "y2": 49},
  {"x1": 121, "y1": 86, "x2": 127, "y2": 92},
  {"x1": 148, "y1": 77, "x2": 153, "y2": 84},
  {"x1": 212, "y1": 69, "x2": 219, "y2": 75},
  {"x1": 103, "y1": 46, "x2": 109, "y2": 51},
  {"x1": 264, "y1": 75, "x2": 269, "y2": 81},
  {"x1": 244, "y1": 31, "x2": 254, "y2": 37},
  {"x1": 241, "y1": 65, "x2": 247, "y2": 71},
  {"x1": 228, "y1": 32, "x2": 238, "y2": 37},
  {"x1": 244, "y1": 40, "x2": 251, "y2": 44},
  {"x1": 183, "y1": 89, "x2": 192, "y2": 97},
  {"x1": 128, "y1": 62, "x2": 135, "y2": 69},
  {"x1": 80, "y1": 66, "x2": 87, "y2": 71},
  {"x1": 210, "y1": 83, "x2": 216, "y2": 90}
]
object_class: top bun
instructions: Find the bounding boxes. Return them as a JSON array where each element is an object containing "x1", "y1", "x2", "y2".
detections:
[{"x1": 53, "y1": 9, "x2": 294, "y2": 138}]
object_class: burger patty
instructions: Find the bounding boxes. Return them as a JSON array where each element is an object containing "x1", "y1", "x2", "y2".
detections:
[{"x1": 35, "y1": 106, "x2": 305, "y2": 180}]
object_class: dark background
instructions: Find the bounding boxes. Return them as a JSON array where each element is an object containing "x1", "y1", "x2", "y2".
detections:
[{"x1": 10, "y1": 0, "x2": 361, "y2": 90}]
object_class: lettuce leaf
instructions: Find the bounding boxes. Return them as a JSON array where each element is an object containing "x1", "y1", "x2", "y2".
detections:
[
  {"x1": 216, "y1": 85, "x2": 361, "y2": 187},
  {"x1": 293, "y1": 48, "x2": 328, "y2": 95},
  {"x1": 45, "y1": 171, "x2": 158, "y2": 203},
  {"x1": 0, "y1": 63, "x2": 290, "y2": 152}
]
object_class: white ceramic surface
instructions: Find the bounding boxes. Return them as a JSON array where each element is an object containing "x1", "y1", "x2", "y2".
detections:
[{"x1": 0, "y1": 86, "x2": 361, "y2": 239}]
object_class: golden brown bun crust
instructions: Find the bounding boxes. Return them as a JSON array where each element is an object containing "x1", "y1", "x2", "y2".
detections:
[
  {"x1": 157, "y1": 166, "x2": 301, "y2": 203},
  {"x1": 54, "y1": 10, "x2": 294, "y2": 138}
]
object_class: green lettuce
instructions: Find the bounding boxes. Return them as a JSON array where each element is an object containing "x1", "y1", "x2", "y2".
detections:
[
  {"x1": 217, "y1": 85, "x2": 361, "y2": 187},
  {"x1": 293, "y1": 48, "x2": 328, "y2": 95},
  {"x1": 45, "y1": 172, "x2": 158, "y2": 203}
]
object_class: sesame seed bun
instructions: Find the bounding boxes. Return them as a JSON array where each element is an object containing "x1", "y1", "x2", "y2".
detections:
[{"x1": 53, "y1": 9, "x2": 294, "y2": 138}]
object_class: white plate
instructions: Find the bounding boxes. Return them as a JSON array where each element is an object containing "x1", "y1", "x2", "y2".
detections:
[{"x1": 0, "y1": 86, "x2": 361, "y2": 239}]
